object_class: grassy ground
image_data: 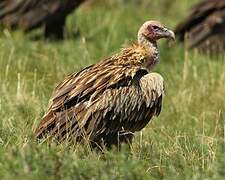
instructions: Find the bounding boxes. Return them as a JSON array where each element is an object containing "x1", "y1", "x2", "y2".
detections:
[{"x1": 0, "y1": 0, "x2": 225, "y2": 179}]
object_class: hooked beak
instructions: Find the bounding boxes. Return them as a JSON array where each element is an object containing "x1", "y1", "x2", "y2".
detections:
[{"x1": 163, "y1": 28, "x2": 175, "y2": 41}]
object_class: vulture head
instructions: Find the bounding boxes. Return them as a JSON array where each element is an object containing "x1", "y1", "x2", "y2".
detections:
[{"x1": 138, "y1": 20, "x2": 175, "y2": 44}]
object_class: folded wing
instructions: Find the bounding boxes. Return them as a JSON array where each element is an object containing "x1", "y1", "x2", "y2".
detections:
[{"x1": 35, "y1": 72, "x2": 164, "y2": 143}]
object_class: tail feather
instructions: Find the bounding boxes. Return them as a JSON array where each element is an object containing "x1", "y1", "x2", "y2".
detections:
[
  {"x1": 35, "y1": 103, "x2": 87, "y2": 143},
  {"x1": 34, "y1": 110, "x2": 56, "y2": 139}
]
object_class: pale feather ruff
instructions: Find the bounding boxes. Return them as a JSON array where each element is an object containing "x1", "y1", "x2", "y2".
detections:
[{"x1": 137, "y1": 34, "x2": 160, "y2": 70}]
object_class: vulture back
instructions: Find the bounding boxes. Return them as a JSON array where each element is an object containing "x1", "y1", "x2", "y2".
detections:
[
  {"x1": 174, "y1": 0, "x2": 225, "y2": 53},
  {"x1": 0, "y1": 0, "x2": 85, "y2": 39}
]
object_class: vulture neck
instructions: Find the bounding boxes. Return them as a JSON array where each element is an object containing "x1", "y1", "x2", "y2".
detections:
[
  {"x1": 138, "y1": 35, "x2": 160, "y2": 67},
  {"x1": 138, "y1": 35, "x2": 158, "y2": 51}
]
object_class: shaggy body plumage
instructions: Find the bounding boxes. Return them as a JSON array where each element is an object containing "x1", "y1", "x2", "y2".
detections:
[{"x1": 35, "y1": 20, "x2": 175, "y2": 148}]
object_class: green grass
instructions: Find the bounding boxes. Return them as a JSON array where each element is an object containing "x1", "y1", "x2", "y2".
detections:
[{"x1": 0, "y1": 0, "x2": 225, "y2": 179}]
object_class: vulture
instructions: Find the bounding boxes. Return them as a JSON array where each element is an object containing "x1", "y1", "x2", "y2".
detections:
[
  {"x1": 35, "y1": 20, "x2": 175, "y2": 148},
  {"x1": 175, "y1": 0, "x2": 225, "y2": 53},
  {"x1": 0, "y1": 0, "x2": 85, "y2": 39}
]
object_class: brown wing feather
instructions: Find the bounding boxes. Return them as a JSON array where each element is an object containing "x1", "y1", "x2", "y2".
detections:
[
  {"x1": 63, "y1": 73, "x2": 164, "y2": 143},
  {"x1": 48, "y1": 45, "x2": 149, "y2": 112},
  {"x1": 35, "y1": 45, "x2": 158, "y2": 144},
  {"x1": 35, "y1": 71, "x2": 164, "y2": 145}
]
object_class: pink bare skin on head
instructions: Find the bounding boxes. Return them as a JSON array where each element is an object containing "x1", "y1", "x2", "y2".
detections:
[{"x1": 138, "y1": 20, "x2": 175, "y2": 44}]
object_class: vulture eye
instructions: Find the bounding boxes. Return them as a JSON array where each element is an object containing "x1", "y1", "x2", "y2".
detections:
[{"x1": 152, "y1": 25, "x2": 161, "y2": 31}]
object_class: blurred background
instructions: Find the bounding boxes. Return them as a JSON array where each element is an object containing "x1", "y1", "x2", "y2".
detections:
[{"x1": 0, "y1": 0, "x2": 224, "y2": 179}]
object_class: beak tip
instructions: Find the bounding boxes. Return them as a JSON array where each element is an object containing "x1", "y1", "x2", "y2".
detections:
[{"x1": 168, "y1": 30, "x2": 175, "y2": 41}]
